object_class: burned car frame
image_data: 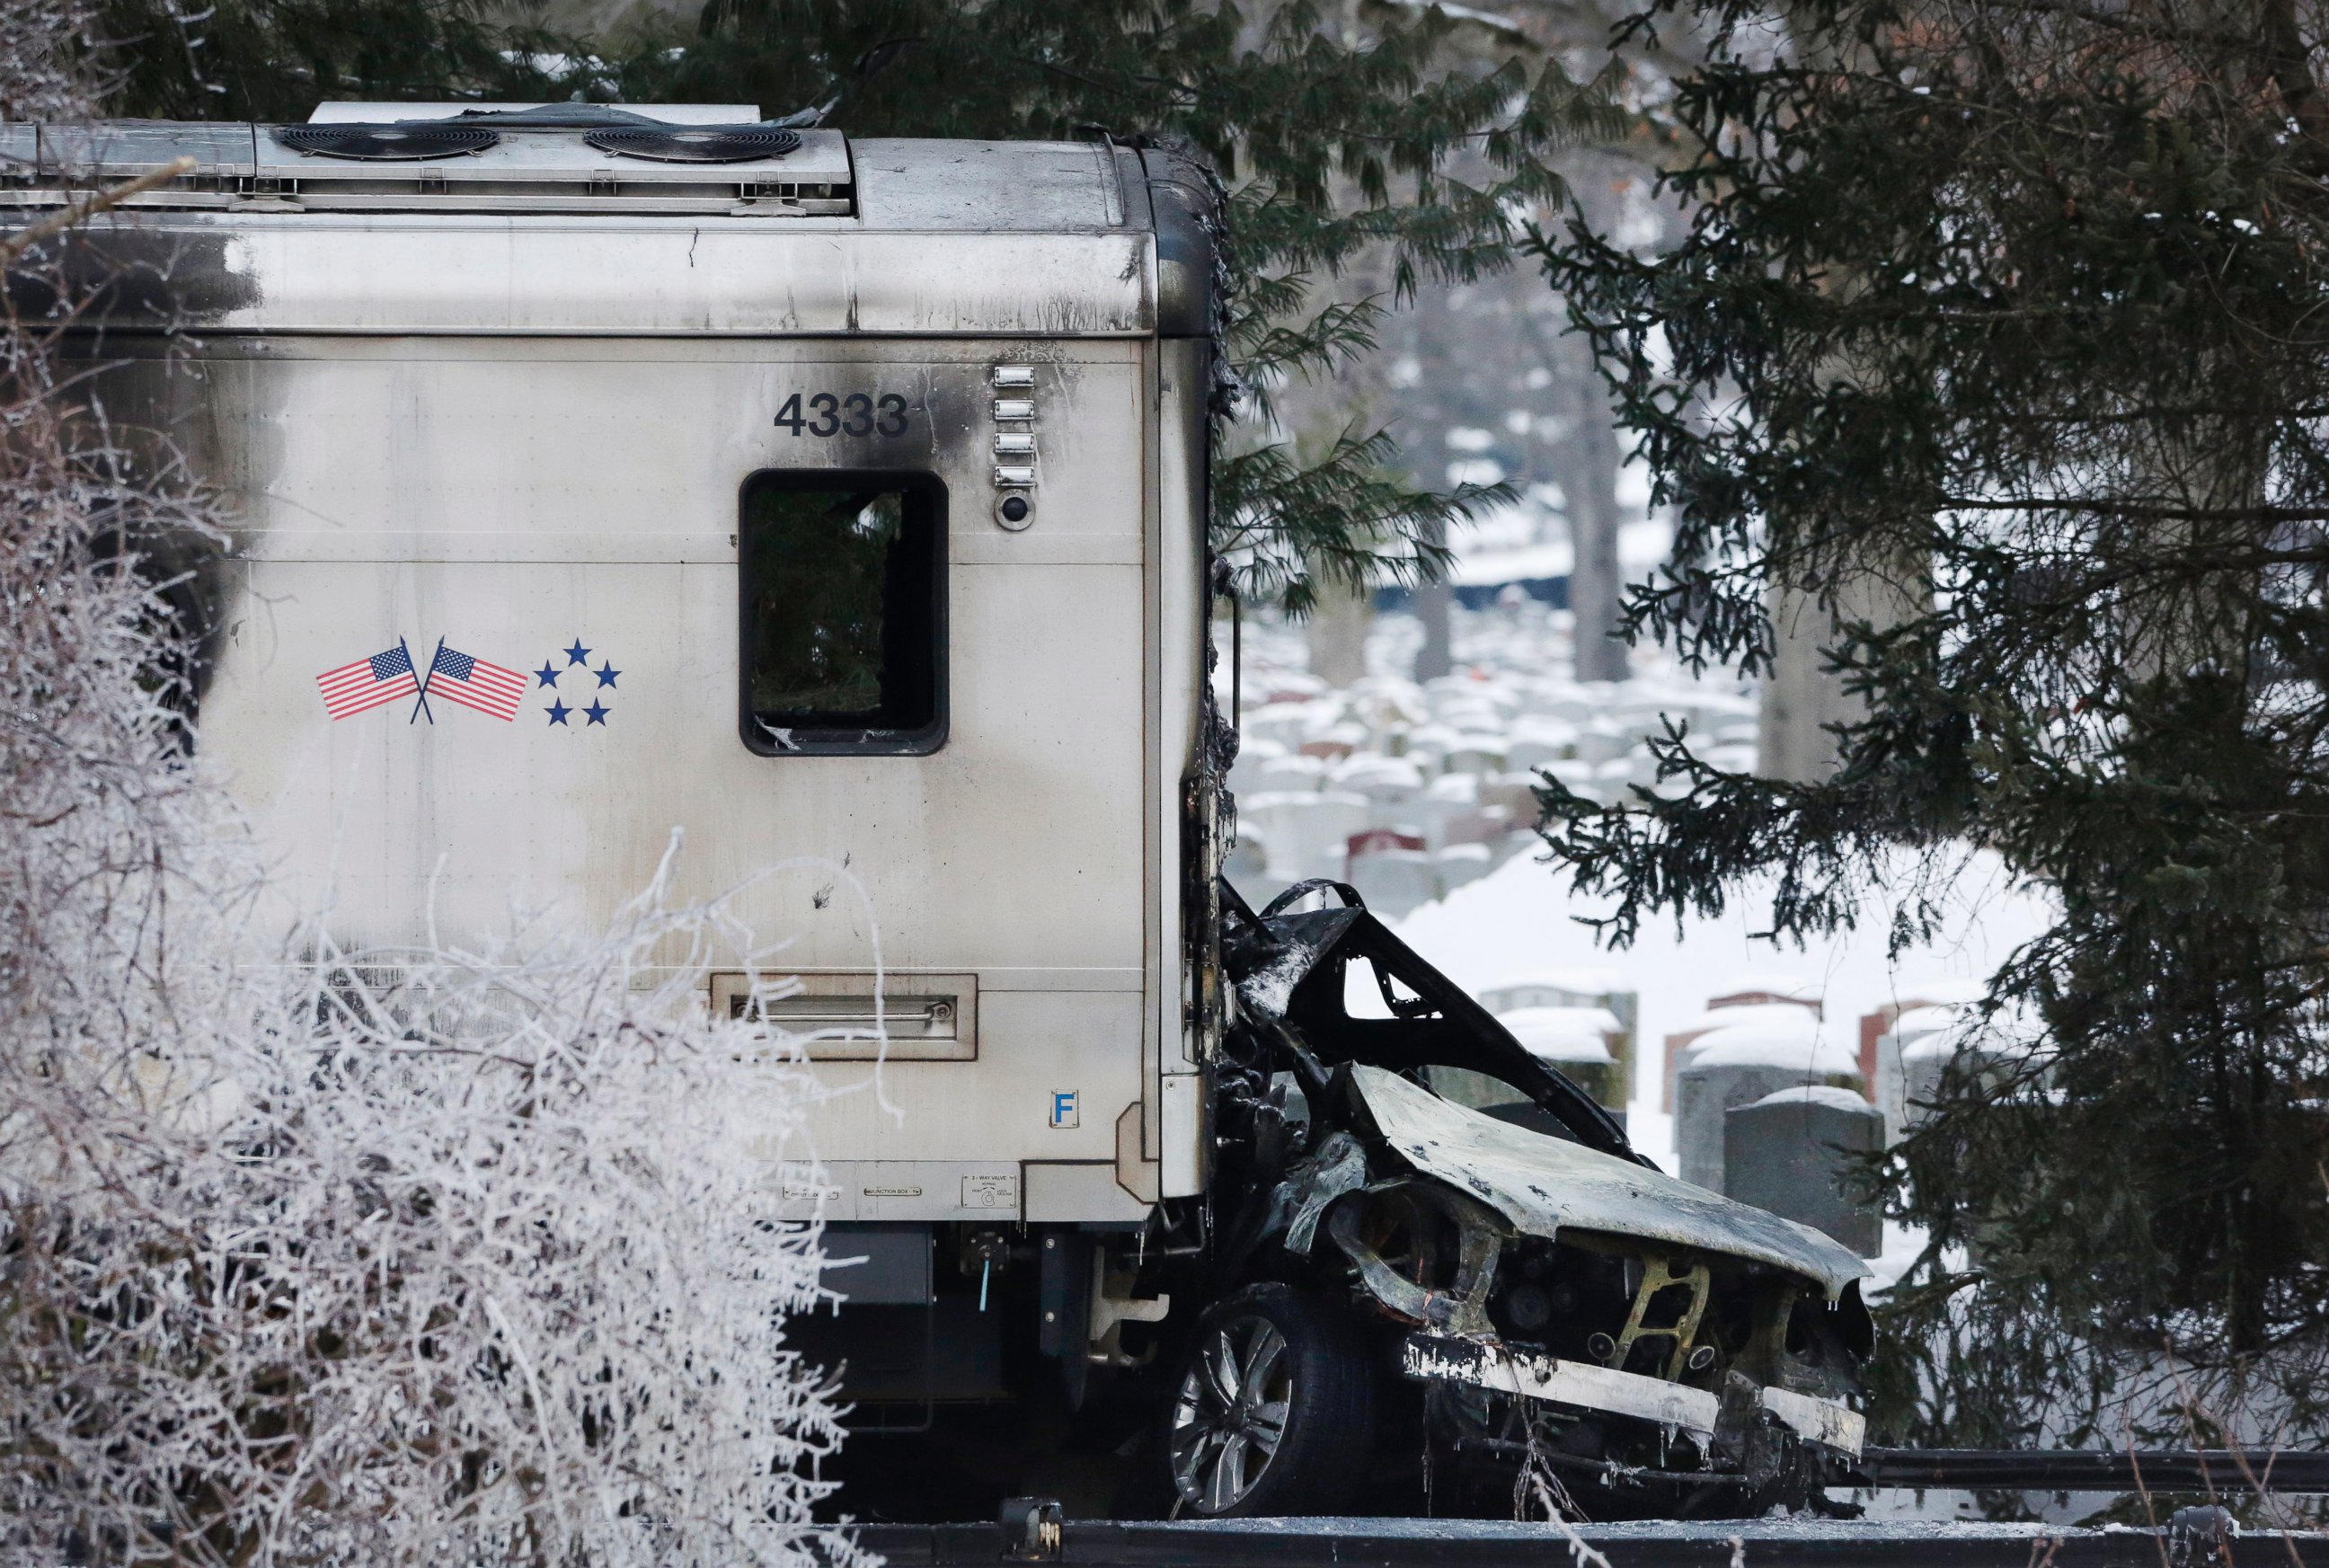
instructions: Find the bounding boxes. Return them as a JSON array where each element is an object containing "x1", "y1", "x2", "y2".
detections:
[{"x1": 1142, "y1": 879, "x2": 1873, "y2": 1520}]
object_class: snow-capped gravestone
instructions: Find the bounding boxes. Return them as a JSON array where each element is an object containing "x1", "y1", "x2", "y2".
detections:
[
  {"x1": 1676, "y1": 1026, "x2": 1865, "y2": 1193},
  {"x1": 1663, "y1": 999, "x2": 1824, "y2": 1111},
  {"x1": 1435, "y1": 839, "x2": 1493, "y2": 892},
  {"x1": 1875, "y1": 1003, "x2": 1966, "y2": 1137},
  {"x1": 1894, "y1": 1010, "x2": 2050, "y2": 1135},
  {"x1": 1498, "y1": 1004, "x2": 1626, "y2": 1117},
  {"x1": 1480, "y1": 973, "x2": 1640, "y2": 1108},
  {"x1": 1723, "y1": 1085, "x2": 1884, "y2": 1257},
  {"x1": 1347, "y1": 837, "x2": 1440, "y2": 917},
  {"x1": 1243, "y1": 789, "x2": 1369, "y2": 881}
]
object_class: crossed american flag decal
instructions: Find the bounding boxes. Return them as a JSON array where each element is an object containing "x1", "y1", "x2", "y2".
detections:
[{"x1": 314, "y1": 637, "x2": 528, "y2": 724}]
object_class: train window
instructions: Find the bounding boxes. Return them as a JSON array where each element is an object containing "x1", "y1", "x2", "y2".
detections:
[{"x1": 739, "y1": 471, "x2": 946, "y2": 755}]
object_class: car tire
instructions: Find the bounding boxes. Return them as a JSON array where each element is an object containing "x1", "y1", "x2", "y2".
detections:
[{"x1": 1158, "y1": 1282, "x2": 1377, "y2": 1518}]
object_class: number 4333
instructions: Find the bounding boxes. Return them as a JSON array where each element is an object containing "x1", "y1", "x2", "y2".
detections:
[{"x1": 775, "y1": 392, "x2": 910, "y2": 438}]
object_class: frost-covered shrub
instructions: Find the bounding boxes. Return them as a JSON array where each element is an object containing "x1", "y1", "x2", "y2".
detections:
[
  {"x1": 4, "y1": 886, "x2": 858, "y2": 1567},
  {"x1": 0, "y1": 0, "x2": 93, "y2": 122},
  {"x1": 0, "y1": 37, "x2": 859, "y2": 1566}
]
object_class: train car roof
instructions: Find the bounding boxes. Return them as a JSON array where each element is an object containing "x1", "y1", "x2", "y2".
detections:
[{"x1": 0, "y1": 109, "x2": 1218, "y2": 338}]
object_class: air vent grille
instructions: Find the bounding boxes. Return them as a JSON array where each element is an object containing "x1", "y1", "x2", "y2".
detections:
[
  {"x1": 13, "y1": 118, "x2": 855, "y2": 214},
  {"x1": 582, "y1": 127, "x2": 801, "y2": 164},
  {"x1": 278, "y1": 124, "x2": 500, "y2": 161}
]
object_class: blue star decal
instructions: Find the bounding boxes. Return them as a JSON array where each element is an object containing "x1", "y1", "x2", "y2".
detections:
[
  {"x1": 563, "y1": 639, "x2": 591, "y2": 666},
  {"x1": 535, "y1": 660, "x2": 561, "y2": 688},
  {"x1": 545, "y1": 700, "x2": 571, "y2": 726},
  {"x1": 584, "y1": 700, "x2": 610, "y2": 725},
  {"x1": 594, "y1": 661, "x2": 620, "y2": 689}
]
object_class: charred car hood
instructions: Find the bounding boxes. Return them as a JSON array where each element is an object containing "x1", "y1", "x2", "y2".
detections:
[{"x1": 1348, "y1": 1065, "x2": 1868, "y2": 1298}]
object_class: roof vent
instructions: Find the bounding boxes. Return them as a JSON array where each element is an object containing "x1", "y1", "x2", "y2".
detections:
[
  {"x1": 277, "y1": 123, "x2": 499, "y2": 161},
  {"x1": 582, "y1": 127, "x2": 801, "y2": 164}
]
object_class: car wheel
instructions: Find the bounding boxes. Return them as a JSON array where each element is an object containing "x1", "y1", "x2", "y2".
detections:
[{"x1": 1161, "y1": 1283, "x2": 1376, "y2": 1518}]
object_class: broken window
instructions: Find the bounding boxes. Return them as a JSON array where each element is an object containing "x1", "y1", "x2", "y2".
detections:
[{"x1": 739, "y1": 471, "x2": 946, "y2": 755}]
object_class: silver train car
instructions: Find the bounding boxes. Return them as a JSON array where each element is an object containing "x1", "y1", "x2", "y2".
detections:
[
  {"x1": 18, "y1": 102, "x2": 1220, "y2": 1221},
  {"x1": 18, "y1": 104, "x2": 1873, "y2": 1520}
]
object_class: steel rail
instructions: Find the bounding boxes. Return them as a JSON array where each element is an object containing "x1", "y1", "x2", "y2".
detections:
[
  {"x1": 1862, "y1": 1448, "x2": 2329, "y2": 1493},
  {"x1": 845, "y1": 1447, "x2": 2329, "y2": 1567},
  {"x1": 853, "y1": 1518, "x2": 2329, "y2": 1568}
]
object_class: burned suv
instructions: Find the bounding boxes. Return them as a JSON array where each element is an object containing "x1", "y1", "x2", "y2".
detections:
[{"x1": 1148, "y1": 881, "x2": 1872, "y2": 1519}]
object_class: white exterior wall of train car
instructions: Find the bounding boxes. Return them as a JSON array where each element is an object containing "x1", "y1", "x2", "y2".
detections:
[
  {"x1": 114, "y1": 332, "x2": 1200, "y2": 1222},
  {"x1": 1155, "y1": 337, "x2": 1211, "y2": 1197}
]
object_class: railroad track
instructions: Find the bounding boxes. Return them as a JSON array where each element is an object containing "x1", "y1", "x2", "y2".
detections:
[
  {"x1": 854, "y1": 1516, "x2": 2329, "y2": 1568},
  {"x1": 1861, "y1": 1449, "x2": 2329, "y2": 1493},
  {"x1": 846, "y1": 1452, "x2": 2329, "y2": 1568}
]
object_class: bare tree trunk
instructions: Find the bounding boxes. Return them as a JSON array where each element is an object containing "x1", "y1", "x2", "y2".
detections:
[
  {"x1": 1752, "y1": 6, "x2": 1922, "y2": 781},
  {"x1": 1757, "y1": 567, "x2": 1924, "y2": 781},
  {"x1": 1566, "y1": 377, "x2": 1629, "y2": 684},
  {"x1": 1758, "y1": 585, "x2": 1848, "y2": 781},
  {"x1": 1412, "y1": 515, "x2": 1454, "y2": 681},
  {"x1": 1308, "y1": 584, "x2": 1374, "y2": 685}
]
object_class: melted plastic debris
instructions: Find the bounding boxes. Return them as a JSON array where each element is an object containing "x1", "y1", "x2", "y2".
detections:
[{"x1": 1237, "y1": 937, "x2": 1323, "y2": 1019}]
